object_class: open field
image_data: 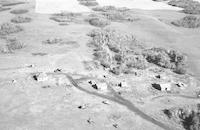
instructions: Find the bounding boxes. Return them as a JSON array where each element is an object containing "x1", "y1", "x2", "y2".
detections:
[{"x1": 0, "y1": 0, "x2": 200, "y2": 130}]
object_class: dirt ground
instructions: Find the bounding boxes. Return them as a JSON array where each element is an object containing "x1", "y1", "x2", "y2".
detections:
[{"x1": 0, "y1": 0, "x2": 200, "y2": 130}]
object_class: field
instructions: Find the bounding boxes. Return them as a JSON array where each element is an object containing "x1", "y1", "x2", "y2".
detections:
[{"x1": 0, "y1": 0, "x2": 200, "y2": 130}]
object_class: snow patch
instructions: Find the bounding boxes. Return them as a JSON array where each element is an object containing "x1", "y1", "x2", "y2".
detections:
[{"x1": 35, "y1": 0, "x2": 90, "y2": 14}]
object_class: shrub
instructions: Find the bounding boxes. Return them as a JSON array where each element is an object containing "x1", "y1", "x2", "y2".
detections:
[
  {"x1": 163, "y1": 106, "x2": 200, "y2": 130},
  {"x1": 168, "y1": 0, "x2": 200, "y2": 14},
  {"x1": 1, "y1": 2, "x2": 25, "y2": 6},
  {"x1": 124, "y1": 54, "x2": 148, "y2": 70},
  {"x1": 101, "y1": 11, "x2": 134, "y2": 22},
  {"x1": 168, "y1": 0, "x2": 194, "y2": 8},
  {"x1": 101, "y1": 12, "x2": 125, "y2": 21},
  {"x1": 89, "y1": 29, "x2": 187, "y2": 74},
  {"x1": 173, "y1": 63, "x2": 187, "y2": 74},
  {"x1": 181, "y1": 111, "x2": 200, "y2": 130},
  {"x1": 83, "y1": 60, "x2": 100, "y2": 71},
  {"x1": 172, "y1": 16, "x2": 200, "y2": 28},
  {"x1": 88, "y1": 29, "x2": 147, "y2": 75},
  {"x1": 0, "y1": 23, "x2": 23, "y2": 35},
  {"x1": 78, "y1": 0, "x2": 96, "y2": 1},
  {"x1": 5, "y1": 38, "x2": 25, "y2": 52},
  {"x1": 153, "y1": 0, "x2": 168, "y2": 1},
  {"x1": 10, "y1": 9, "x2": 28, "y2": 14},
  {"x1": 143, "y1": 47, "x2": 172, "y2": 68},
  {"x1": 50, "y1": 12, "x2": 81, "y2": 23},
  {"x1": 79, "y1": 1, "x2": 98, "y2": 6},
  {"x1": 88, "y1": 17, "x2": 110, "y2": 27},
  {"x1": 92, "y1": 6, "x2": 118, "y2": 12},
  {"x1": 184, "y1": 5, "x2": 200, "y2": 14},
  {"x1": 11, "y1": 16, "x2": 32, "y2": 23},
  {"x1": 0, "y1": 7, "x2": 11, "y2": 12},
  {"x1": 53, "y1": 12, "x2": 82, "y2": 17},
  {"x1": 43, "y1": 38, "x2": 63, "y2": 44},
  {"x1": 59, "y1": 22, "x2": 69, "y2": 26},
  {"x1": 43, "y1": 38, "x2": 78, "y2": 46},
  {"x1": 92, "y1": 6, "x2": 133, "y2": 22},
  {"x1": 49, "y1": 17, "x2": 71, "y2": 22},
  {"x1": 32, "y1": 52, "x2": 48, "y2": 56},
  {"x1": 178, "y1": 105, "x2": 200, "y2": 130},
  {"x1": 143, "y1": 47, "x2": 187, "y2": 74},
  {"x1": 92, "y1": 6, "x2": 129, "y2": 12}
]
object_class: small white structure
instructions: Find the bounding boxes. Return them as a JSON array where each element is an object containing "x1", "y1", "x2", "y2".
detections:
[
  {"x1": 35, "y1": 0, "x2": 90, "y2": 14},
  {"x1": 34, "y1": 72, "x2": 48, "y2": 82},
  {"x1": 97, "y1": 82, "x2": 108, "y2": 92},
  {"x1": 160, "y1": 83, "x2": 172, "y2": 91}
]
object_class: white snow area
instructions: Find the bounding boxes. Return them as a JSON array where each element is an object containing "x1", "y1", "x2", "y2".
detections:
[{"x1": 35, "y1": 0, "x2": 90, "y2": 14}]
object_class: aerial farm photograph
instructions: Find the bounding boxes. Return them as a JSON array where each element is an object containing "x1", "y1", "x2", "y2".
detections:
[{"x1": 0, "y1": 0, "x2": 200, "y2": 129}]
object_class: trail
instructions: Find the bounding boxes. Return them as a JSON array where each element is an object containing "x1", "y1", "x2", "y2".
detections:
[
  {"x1": 151, "y1": 94, "x2": 199, "y2": 101},
  {"x1": 50, "y1": 72, "x2": 174, "y2": 130}
]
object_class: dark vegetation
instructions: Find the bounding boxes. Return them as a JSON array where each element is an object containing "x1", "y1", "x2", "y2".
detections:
[
  {"x1": 83, "y1": 60, "x2": 100, "y2": 71},
  {"x1": 88, "y1": 29, "x2": 187, "y2": 75},
  {"x1": 10, "y1": 9, "x2": 28, "y2": 14},
  {"x1": 143, "y1": 47, "x2": 187, "y2": 74},
  {"x1": 163, "y1": 104, "x2": 200, "y2": 130},
  {"x1": 88, "y1": 28, "x2": 149, "y2": 75},
  {"x1": 50, "y1": 12, "x2": 82, "y2": 23},
  {"x1": 152, "y1": 0, "x2": 168, "y2": 1},
  {"x1": 172, "y1": 15, "x2": 200, "y2": 28},
  {"x1": 53, "y1": 12, "x2": 82, "y2": 17},
  {"x1": 92, "y1": 6, "x2": 129, "y2": 12},
  {"x1": 0, "y1": 23, "x2": 23, "y2": 35},
  {"x1": 87, "y1": 17, "x2": 110, "y2": 27},
  {"x1": 0, "y1": 37, "x2": 25, "y2": 53},
  {"x1": 78, "y1": 0, "x2": 98, "y2": 7},
  {"x1": 168, "y1": 0, "x2": 200, "y2": 14},
  {"x1": 6, "y1": 37, "x2": 25, "y2": 52},
  {"x1": 0, "y1": 7, "x2": 11, "y2": 12},
  {"x1": 59, "y1": 23, "x2": 69, "y2": 26},
  {"x1": 168, "y1": 0, "x2": 195, "y2": 8},
  {"x1": 0, "y1": 22, "x2": 24, "y2": 53},
  {"x1": 0, "y1": 1, "x2": 25, "y2": 6},
  {"x1": 43, "y1": 38, "x2": 63, "y2": 45},
  {"x1": 49, "y1": 17, "x2": 71, "y2": 23},
  {"x1": 11, "y1": 16, "x2": 32, "y2": 23},
  {"x1": 43, "y1": 38, "x2": 78, "y2": 46},
  {"x1": 92, "y1": 6, "x2": 135, "y2": 22},
  {"x1": 32, "y1": 53, "x2": 48, "y2": 56}
]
